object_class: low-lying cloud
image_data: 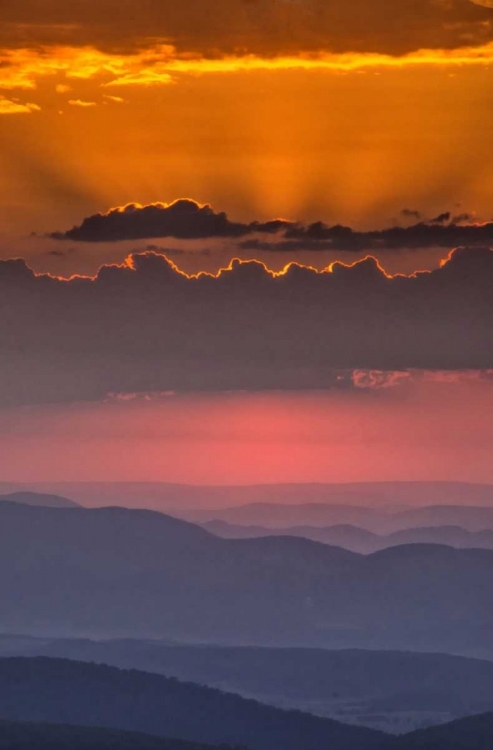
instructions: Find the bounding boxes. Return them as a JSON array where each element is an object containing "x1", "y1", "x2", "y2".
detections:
[{"x1": 1, "y1": 246, "x2": 493, "y2": 405}]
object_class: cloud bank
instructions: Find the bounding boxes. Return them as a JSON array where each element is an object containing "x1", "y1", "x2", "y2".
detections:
[
  {"x1": 50, "y1": 200, "x2": 493, "y2": 253},
  {"x1": 1, "y1": 1, "x2": 492, "y2": 57},
  {"x1": 1, "y1": 246, "x2": 493, "y2": 405},
  {"x1": 0, "y1": 96, "x2": 39, "y2": 114},
  {"x1": 50, "y1": 200, "x2": 289, "y2": 242}
]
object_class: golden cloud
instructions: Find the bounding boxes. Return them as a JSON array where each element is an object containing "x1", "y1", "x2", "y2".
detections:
[
  {"x1": 0, "y1": 96, "x2": 40, "y2": 114},
  {"x1": 68, "y1": 99, "x2": 97, "y2": 107},
  {"x1": 2, "y1": 42, "x2": 493, "y2": 94}
]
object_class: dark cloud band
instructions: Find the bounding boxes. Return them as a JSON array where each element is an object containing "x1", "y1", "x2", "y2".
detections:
[
  {"x1": 49, "y1": 200, "x2": 291, "y2": 242},
  {"x1": 1, "y1": 0, "x2": 492, "y2": 55},
  {"x1": 50, "y1": 199, "x2": 493, "y2": 253},
  {"x1": 244, "y1": 218, "x2": 493, "y2": 253},
  {"x1": 1, "y1": 246, "x2": 493, "y2": 405}
]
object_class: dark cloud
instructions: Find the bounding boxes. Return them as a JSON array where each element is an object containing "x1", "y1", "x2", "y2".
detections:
[
  {"x1": 241, "y1": 219, "x2": 493, "y2": 253},
  {"x1": 401, "y1": 209, "x2": 422, "y2": 221},
  {"x1": 0, "y1": 246, "x2": 492, "y2": 405},
  {"x1": 283, "y1": 219, "x2": 493, "y2": 250},
  {"x1": 1, "y1": 0, "x2": 492, "y2": 55},
  {"x1": 49, "y1": 200, "x2": 292, "y2": 242},
  {"x1": 50, "y1": 201, "x2": 493, "y2": 254},
  {"x1": 430, "y1": 212, "x2": 452, "y2": 224},
  {"x1": 146, "y1": 245, "x2": 212, "y2": 258},
  {"x1": 453, "y1": 213, "x2": 476, "y2": 224},
  {"x1": 46, "y1": 247, "x2": 78, "y2": 258}
]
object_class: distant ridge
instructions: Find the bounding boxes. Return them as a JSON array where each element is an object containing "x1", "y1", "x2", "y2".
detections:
[
  {"x1": 4, "y1": 636, "x2": 493, "y2": 732},
  {"x1": 0, "y1": 658, "x2": 387, "y2": 750},
  {"x1": 191, "y1": 503, "x2": 493, "y2": 533},
  {"x1": 0, "y1": 721, "x2": 236, "y2": 750},
  {"x1": 395, "y1": 712, "x2": 493, "y2": 749},
  {"x1": 0, "y1": 492, "x2": 79, "y2": 509},
  {"x1": 1, "y1": 703, "x2": 493, "y2": 750},
  {"x1": 2, "y1": 480, "x2": 493, "y2": 512},
  {"x1": 1, "y1": 502, "x2": 493, "y2": 654},
  {"x1": 203, "y1": 520, "x2": 493, "y2": 553}
]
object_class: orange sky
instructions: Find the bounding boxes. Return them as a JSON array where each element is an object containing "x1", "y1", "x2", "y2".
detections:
[
  {"x1": 1, "y1": 1, "x2": 493, "y2": 276},
  {"x1": 2, "y1": 2, "x2": 493, "y2": 487}
]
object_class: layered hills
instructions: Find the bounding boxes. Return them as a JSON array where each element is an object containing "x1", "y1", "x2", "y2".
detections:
[{"x1": 1, "y1": 502, "x2": 493, "y2": 655}]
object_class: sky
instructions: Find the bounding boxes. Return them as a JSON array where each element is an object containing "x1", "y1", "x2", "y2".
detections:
[
  {"x1": 1, "y1": 376, "x2": 493, "y2": 485},
  {"x1": 1, "y1": 0, "x2": 493, "y2": 487}
]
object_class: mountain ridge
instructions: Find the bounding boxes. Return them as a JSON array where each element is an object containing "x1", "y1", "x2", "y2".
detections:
[
  {"x1": 203, "y1": 520, "x2": 493, "y2": 553},
  {"x1": 186, "y1": 502, "x2": 493, "y2": 533},
  {"x1": 0, "y1": 657, "x2": 388, "y2": 750},
  {"x1": 3, "y1": 637, "x2": 493, "y2": 732},
  {"x1": 0, "y1": 721, "x2": 239, "y2": 750},
  {"x1": 2, "y1": 659, "x2": 493, "y2": 749},
  {"x1": 1, "y1": 502, "x2": 493, "y2": 655},
  {"x1": 0, "y1": 492, "x2": 79, "y2": 509},
  {"x1": 3, "y1": 481, "x2": 493, "y2": 513}
]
